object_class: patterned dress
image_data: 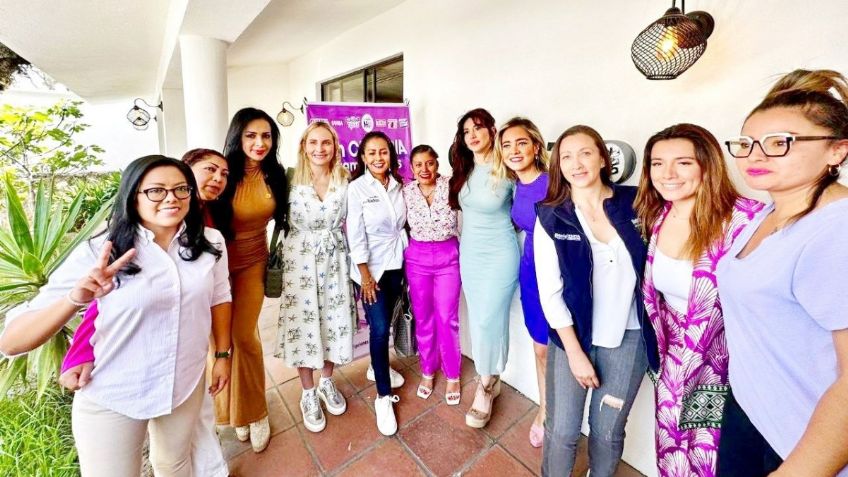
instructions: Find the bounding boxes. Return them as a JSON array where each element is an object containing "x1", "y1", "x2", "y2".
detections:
[
  {"x1": 643, "y1": 198, "x2": 762, "y2": 477},
  {"x1": 275, "y1": 182, "x2": 356, "y2": 369}
]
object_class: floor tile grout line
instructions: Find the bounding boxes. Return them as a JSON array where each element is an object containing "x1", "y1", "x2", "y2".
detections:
[
  {"x1": 324, "y1": 435, "x2": 390, "y2": 477},
  {"x1": 395, "y1": 429, "x2": 437, "y2": 477}
]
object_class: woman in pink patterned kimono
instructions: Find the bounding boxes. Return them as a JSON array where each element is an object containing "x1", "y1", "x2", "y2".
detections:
[{"x1": 634, "y1": 124, "x2": 763, "y2": 477}]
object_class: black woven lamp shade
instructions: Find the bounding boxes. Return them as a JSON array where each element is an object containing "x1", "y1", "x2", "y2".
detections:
[{"x1": 631, "y1": 6, "x2": 714, "y2": 80}]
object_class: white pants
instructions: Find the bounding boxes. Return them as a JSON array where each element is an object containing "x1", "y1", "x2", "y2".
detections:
[{"x1": 72, "y1": 378, "x2": 224, "y2": 477}]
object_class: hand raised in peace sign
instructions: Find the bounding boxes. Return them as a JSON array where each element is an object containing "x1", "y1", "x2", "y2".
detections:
[{"x1": 67, "y1": 241, "x2": 136, "y2": 305}]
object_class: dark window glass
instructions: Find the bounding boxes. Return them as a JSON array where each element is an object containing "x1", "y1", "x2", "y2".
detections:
[{"x1": 321, "y1": 56, "x2": 403, "y2": 103}]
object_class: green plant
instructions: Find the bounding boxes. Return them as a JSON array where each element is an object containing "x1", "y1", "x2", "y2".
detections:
[
  {"x1": 0, "y1": 384, "x2": 78, "y2": 476},
  {"x1": 0, "y1": 173, "x2": 113, "y2": 396},
  {"x1": 0, "y1": 101, "x2": 105, "y2": 206}
]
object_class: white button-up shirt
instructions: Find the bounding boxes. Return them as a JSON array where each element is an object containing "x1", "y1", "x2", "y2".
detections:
[
  {"x1": 346, "y1": 172, "x2": 408, "y2": 284},
  {"x1": 4, "y1": 226, "x2": 231, "y2": 419},
  {"x1": 534, "y1": 207, "x2": 639, "y2": 349}
]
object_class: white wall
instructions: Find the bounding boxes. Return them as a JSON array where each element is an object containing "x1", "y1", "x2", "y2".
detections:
[
  {"x1": 227, "y1": 62, "x2": 296, "y2": 165},
  {"x1": 227, "y1": 1, "x2": 848, "y2": 474}
]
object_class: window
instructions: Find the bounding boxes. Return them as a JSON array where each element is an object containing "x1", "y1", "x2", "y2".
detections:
[{"x1": 321, "y1": 56, "x2": 403, "y2": 103}]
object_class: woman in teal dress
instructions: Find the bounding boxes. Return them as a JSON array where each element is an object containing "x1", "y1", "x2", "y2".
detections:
[{"x1": 448, "y1": 108, "x2": 519, "y2": 429}]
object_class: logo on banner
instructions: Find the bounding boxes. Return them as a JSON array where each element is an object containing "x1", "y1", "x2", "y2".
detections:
[
  {"x1": 387, "y1": 119, "x2": 398, "y2": 129},
  {"x1": 346, "y1": 116, "x2": 361, "y2": 130},
  {"x1": 310, "y1": 117, "x2": 329, "y2": 124},
  {"x1": 361, "y1": 114, "x2": 374, "y2": 133},
  {"x1": 376, "y1": 119, "x2": 387, "y2": 127},
  {"x1": 399, "y1": 118, "x2": 409, "y2": 128},
  {"x1": 331, "y1": 120, "x2": 343, "y2": 127}
]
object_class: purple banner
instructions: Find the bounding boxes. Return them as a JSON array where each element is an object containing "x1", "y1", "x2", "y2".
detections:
[{"x1": 306, "y1": 102, "x2": 413, "y2": 181}]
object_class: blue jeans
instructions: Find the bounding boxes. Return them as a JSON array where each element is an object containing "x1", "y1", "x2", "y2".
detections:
[
  {"x1": 356, "y1": 269, "x2": 404, "y2": 397},
  {"x1": 542, "y1": 330, "x2": 647, "y2": 477}
]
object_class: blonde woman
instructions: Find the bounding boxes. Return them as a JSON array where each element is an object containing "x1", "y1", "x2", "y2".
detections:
[
  {"x1": 275, "y1": 122, "x2": 355, "y2": 434},
  {"x1": 494, "y1": 117, "x2": 550, "y2": 447}
]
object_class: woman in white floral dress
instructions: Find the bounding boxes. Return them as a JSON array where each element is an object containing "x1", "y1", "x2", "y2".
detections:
[{"x1": 275, "y1": 122, "x2": 355, "y2": 433}]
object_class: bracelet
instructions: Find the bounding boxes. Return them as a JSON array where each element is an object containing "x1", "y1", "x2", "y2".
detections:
[
  {"x1": 214, "y1": 350, "x2": 231, "y2": 359},
  {"x1": 65, "y1": 292, "x2": 93, "y2": 308}
]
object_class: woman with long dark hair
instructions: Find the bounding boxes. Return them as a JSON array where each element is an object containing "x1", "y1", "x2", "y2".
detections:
[
  {"x1": 208, "y1": 107, "x2": 288, "y2": 452},
  {"x1": 634, "y1": 124, "x2": 762, "y2": 477},
  {"x1": 534, "y1": 126, "x2": 657, "y2": 476},
  {"x1": 449, "y1": 108, "x2": 520, "y2": 429},
  {"x1": 58, "y1": 148, "x2": 232, "y2": 477},
  {"x1": 347, "y1": 131, "x2": 408, "y2": 436},
  {"x1": 717, "y1": 69, "x2": 848, "y2": 477},
  {"x1": 1, "y1": 155, "x2": 231, "y2": 477}
]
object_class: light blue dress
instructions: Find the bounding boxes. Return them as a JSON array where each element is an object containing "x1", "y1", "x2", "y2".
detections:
[{"x1": 458, "y1": 162, "x2": 519, "y2": 375}]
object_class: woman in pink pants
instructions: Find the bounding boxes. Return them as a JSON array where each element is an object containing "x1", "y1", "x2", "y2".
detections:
[{"x1": 402, "y1": 145, "x2": 463, "y2": 405}]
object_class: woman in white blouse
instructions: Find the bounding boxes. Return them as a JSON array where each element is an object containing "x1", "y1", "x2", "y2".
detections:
[
  {"x1": 533, "y1": 126, "x2": 656, "y2": 476},
  {"x1": 347, "y1": 131, "x2": 408, "y2": 436},
  {"x1": 0, "y1": 155, "x2": 232, "y2": 477}
]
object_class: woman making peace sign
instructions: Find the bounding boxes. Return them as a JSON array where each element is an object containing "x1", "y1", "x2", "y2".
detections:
[{"x1": 0, "y1": 155, "x2": 232, "y2": 477}]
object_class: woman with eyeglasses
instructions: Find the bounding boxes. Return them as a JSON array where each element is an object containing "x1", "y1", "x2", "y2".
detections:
[
  {"x1": 208, "y1": 107, "x2": 289, "y2": 453},
  {"x1": 717, "y1": 69, "x2": 848, "y2": 477},
  {"x1": 0, "y1": 156, "x2": 231, "y2": 477},
  {"x1": 57, "y1": 149, "x2": 232, "y2": 477},
  {"x1": 633, "y1": 124, "x2": 762, "y2": 477}
]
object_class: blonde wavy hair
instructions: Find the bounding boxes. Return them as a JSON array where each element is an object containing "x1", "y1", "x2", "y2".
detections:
[
  {"x1": 493, "y1": 117, "x2": 550, "y2": 183},
  {"x1": 292, "y1": 121, "x2": 349, "y2": 186}
]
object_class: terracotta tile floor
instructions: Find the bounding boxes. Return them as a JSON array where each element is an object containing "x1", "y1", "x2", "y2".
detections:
[{"x1": 222, "y1": 300, "x2": 645, "y2": 477}]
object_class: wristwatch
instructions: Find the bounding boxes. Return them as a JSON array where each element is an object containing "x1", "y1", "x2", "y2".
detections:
[{"x1": 214, "y1": 350, "x2": 231, "y2": 359}]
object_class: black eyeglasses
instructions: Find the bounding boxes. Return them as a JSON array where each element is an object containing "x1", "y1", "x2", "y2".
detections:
[
  {"x1": 725, "y1": 133, "x2": 841, "y2": 158},
  {"x1": 138, "y1": 185, "x2": 193, "y2": 202}
]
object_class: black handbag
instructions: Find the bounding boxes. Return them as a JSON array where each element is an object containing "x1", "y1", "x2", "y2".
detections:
[
  {"x1": 264, "y1": 225, "x2": 284, "y2": 298},
  {"x1": 391, "y1": 280, "x2": 417, "y2": 358}
]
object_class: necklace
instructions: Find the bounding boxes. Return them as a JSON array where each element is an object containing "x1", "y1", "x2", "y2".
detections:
[{"x1": 419, "y1": 184, "x2": 436, "y2": 200}]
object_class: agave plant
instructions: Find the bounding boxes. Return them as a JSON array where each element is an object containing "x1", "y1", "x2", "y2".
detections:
[{"x1": 0, "y1": 173, "x2": 114, "y2": 397}]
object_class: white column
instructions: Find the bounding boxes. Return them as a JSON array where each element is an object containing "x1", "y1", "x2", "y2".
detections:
[
  {"x1": 179, "y1": 35, "x2": 229, "y2": 151},
  {"x1": 160, "y1": 87, "x2": 186, "y2": 157}
]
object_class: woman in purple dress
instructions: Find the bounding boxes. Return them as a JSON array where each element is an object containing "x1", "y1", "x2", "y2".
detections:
[
  {"x1": 494, "y1": 117, "x2": 550, "y2": 447},
  {"x1": 634, "y1": 124, "x2": 762, "y2": 477}
]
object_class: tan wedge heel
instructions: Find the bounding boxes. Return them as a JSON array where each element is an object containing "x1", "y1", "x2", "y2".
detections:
[{"x1": 465, "y1": 376, "x2": 501, "y2": 428}]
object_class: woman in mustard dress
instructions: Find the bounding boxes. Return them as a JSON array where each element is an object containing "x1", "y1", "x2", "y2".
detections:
[{"x1": 209, "y1": 107, "x2": 288, "y2": 453}]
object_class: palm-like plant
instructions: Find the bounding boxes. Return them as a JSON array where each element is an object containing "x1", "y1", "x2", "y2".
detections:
[{"x1": 0, "y1": 173, "x2": 114, "y2": 397}]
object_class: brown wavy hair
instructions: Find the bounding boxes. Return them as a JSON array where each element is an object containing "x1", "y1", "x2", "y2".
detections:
[
  {"x1": 747, "y1": 69, "x2": 848, "y2": 223},
  {"x1": 181, "y1": 148, "x2": 226, "y2": 166},
  {"x1": 542, "y1": 125, "x2": 613, "y2": 207},
  {"x1": 634, "y1": 124, "x2": 739, "y2": 260},
  {"x1": 448, "y1": 108, "x2": 496, "y2": 209}
]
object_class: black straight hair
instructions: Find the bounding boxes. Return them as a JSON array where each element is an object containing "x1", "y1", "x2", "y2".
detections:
[
  {"x1": 95, "y1": 155, "x2": 222, "y2": 278},
  {"x1": 351, "y1": 131, "x2": 402, "y2": 183},
  {"x1": 209, "y1": 107, "x2": 289, "y2": 239}
]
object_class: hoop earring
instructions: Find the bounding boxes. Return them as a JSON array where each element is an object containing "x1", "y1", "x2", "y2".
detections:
[{"x1": 829, "y1": 164, "x2": 842, "y2": 177}]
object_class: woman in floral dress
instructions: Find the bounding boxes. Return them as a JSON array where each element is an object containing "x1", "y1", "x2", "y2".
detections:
[{"x1": 275, "y1": 122, "x2": 355, "y2": 434}]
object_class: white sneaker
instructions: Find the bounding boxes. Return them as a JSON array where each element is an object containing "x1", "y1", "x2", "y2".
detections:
[
  {"x1": 317, "y1": 377, "x2": 347, "y2": 416},
  {"x1": 374, "y1": 395, "x2": 400, "y2": 436},
  {"x1": 234, "y1": 425, "x2": 250, "y2": 442},
  {"x1": 366, "y1": 364, "x2": 405, "y2": 388},
  {"x1": 301, "y1": 391, "x2": 326, "y2": 433},
  {"x1": 249, "y1": 416, "x2": 270, "y2": 453}
]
